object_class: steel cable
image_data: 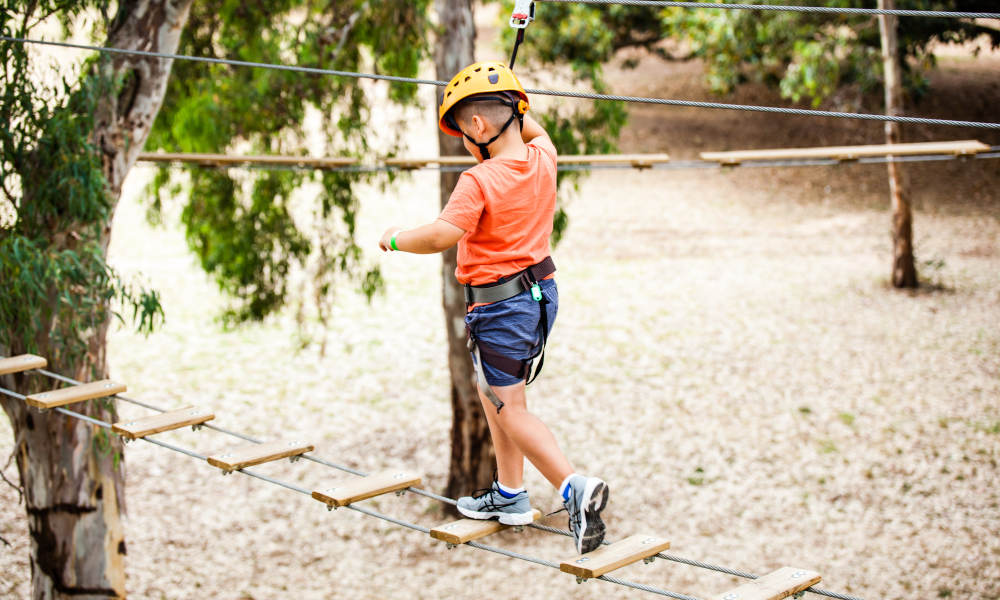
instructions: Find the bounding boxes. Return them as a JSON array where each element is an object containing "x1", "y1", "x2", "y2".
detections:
[
  {"x1": 534, "y1": 0, "x2": 1000, "y2": 19},
  {"x1": 3, "y1": 35, "x2": 998, "y2": 130}
]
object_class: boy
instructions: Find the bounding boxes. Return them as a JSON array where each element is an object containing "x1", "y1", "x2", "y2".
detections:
[{"x1": 378, "y1": 61, "x2": 609, "y2": 554}]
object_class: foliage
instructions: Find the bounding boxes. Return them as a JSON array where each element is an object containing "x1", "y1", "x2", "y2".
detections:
[
  {"x1": 0, "y1": 2, "x2": 162, "y2": 370},
  {"x1": 146, "y1": 1, "x2": 429, "y2": 325},
  {"x1": 511, "y1": 1, "x2": 1000, "y2": 112},
  {"x1": 659, "y1": 0, "x2": 998, "y2": 107}
]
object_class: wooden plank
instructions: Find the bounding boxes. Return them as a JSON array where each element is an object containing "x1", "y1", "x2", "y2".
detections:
[
  {"x1": 311, "y1": 470, "x2": 422, "y2": 508},
  {"x1": 25, "y1": 380, "x2": 126, "y2": 409},
  {"x1": 206, "y1": 440, "x2": 313, "y2": 473},
  {"x1": 700, "y1": 140, "x2": 989, "y2": 165},
  {"x1": 0, "y1": 354, "x2": 47, "y2": 376},
  {"x1": 559, "y1": 534, "x2": 670, "y2": 579},
  {"x1": 712, "y1": 567, "x2": 821, "y2": 600},
  {"x1": 112, "y1": 406, "x2": 215, "y2": 440},
  {"x1": 430, "y1": 509, "x2": 542, "y2": 544},
  {"x1": 137, "y1": 152, "x2": 358, "y2": 168}
]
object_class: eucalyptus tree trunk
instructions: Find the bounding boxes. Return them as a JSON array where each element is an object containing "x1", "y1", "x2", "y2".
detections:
[
  {"x1": 434, "y1": 0, "x2": 497, "y2": 503},
  {"x1": 878, "y1": 0, "x2": 918, "y2": 288},
  {"x1": 0, "y1": 2, "x2": 193, "y2": 597}
]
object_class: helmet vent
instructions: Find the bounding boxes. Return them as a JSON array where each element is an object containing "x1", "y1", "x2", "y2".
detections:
[
  {"x1": 474, "y1": 67, "x2": 481, "y2": 72},
  {"x1": 488, "y1": 73, "x2": 499, "y2": 84}
]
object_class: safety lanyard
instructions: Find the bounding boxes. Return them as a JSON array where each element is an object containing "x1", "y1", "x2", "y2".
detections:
[{"x1": 508, "y1": 1, "x2": 534, "y2": 69}]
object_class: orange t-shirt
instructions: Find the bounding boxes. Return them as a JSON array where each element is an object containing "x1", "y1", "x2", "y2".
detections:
[{"x1": 438, "y1": 136, "x2": 557, "y2": 286}]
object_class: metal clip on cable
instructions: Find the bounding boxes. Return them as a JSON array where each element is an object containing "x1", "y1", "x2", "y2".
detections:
[{"x1": 509, "y1": 0, "x2": 535, "y2": 28}]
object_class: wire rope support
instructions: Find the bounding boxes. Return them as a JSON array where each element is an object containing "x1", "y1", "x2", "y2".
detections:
[
  {"x1": 533, "y1": 0, "x2": 1000, "y2": 19},
  {"x1": 3, "y1": 35, "x2": 999, "y2": 130}
]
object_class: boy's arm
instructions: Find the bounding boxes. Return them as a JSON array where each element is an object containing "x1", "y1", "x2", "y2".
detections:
[
  {"x1": 379, "y1": 219, "x2": 464, "y2": 254},
  {"x1": 520, "y1": 113, "x2": 549, "y2": 144}
]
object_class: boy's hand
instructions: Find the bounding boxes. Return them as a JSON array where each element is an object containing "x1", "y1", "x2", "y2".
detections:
[{"x1": 379, "y1": 226, "x2": 403, "y2": 252}]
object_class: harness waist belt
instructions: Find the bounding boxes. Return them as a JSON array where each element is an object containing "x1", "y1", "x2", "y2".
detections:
[{"x1": 464, "y1": 257, "x2": 555, "y2": 305}]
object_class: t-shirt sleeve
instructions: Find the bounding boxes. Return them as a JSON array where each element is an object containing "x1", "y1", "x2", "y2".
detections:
[
  {"x1": 439, "y1": 171, "x2": 484, "y2": 233},
  {"x1": 528, "y1": 136, "x2": 557, "y2": 164}
]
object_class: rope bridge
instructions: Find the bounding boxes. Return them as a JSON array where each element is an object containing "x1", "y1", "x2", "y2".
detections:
[{"x1": 0, "y1": 355, "x2": 865, "y2": 600}]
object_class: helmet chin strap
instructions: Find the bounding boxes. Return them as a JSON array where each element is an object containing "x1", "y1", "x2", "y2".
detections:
[
  {"x1": 450, "y1": 94, "x2": 525, "y2": 161},
  {"x1": 463, "y1": 112, "x2": 519, "y2": 161}
]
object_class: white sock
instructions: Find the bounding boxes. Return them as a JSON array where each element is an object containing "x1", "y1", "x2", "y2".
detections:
[
  {"x1": 559, "y1": 473, "x2": 579, "y2": 501},
  {"x1": 496, "y1": 481, "x2": 525, "y2": 497}
]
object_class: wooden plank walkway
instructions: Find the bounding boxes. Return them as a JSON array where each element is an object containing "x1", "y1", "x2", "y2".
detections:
[
  {"x1": 712, "y1": 567, "x2": 821, "y2": 600},
  {"x1": 312, "y1": 470, "x2": 421, "y2": 509},
  {"x1": 0, "y1": 354, "x2": 46, "y2": 376},
  {"x1": 701, "y1": 140, "x2": 989, "y2": 165},
  {"x1": 112, "y1": 406, "x2": 214, "y2": 440},
  {"x1": 430, "y1": 510, "x2": 542, "y2": 545},
  {"x1": 26, "y1": 380, "x2": 126, "y2": 409},
  {"x1": 207, "y1": 440, "x2": 313, "y2": 473},
  {"x1": 559, "y1": 534, "x2": 670, "y2": 580}
]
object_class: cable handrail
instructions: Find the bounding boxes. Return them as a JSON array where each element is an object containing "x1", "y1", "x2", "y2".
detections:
[{"x1": 3, "y1": 35, "x2": 999, "y2": 130}]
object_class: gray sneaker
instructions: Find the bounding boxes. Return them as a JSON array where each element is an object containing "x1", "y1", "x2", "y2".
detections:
[
  {"x1": 562, "y1": 474, "x2": 609, "y2": 554},
  {"x1": 457, "y1": 482, "x2": 535, "y2": 526}
]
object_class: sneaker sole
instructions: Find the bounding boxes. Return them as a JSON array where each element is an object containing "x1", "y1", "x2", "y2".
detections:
[
  {"x1": 577, "y1": 479, "x2": 610, "y2": 554},
  {"x1": 456, "y1": 505, "x2": 536, "y2": 526}
]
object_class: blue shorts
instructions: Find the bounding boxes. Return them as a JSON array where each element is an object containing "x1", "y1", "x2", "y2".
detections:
[{"x1": 465, "y1": 278, "x2": 558, "y2": 387}]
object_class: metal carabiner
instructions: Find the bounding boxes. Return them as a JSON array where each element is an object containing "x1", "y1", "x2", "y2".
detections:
[{"x1": 509, "y1": 0, "x2": 534, "y2": 29}]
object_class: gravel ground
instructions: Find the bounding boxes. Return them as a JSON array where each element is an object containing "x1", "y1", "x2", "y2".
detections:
[
  {"x1": 2, "y1": 46, "x2": 999, "y2": 600},
  {"x1": 2, "y1": 155, "x2": 997, "y2": 599}
]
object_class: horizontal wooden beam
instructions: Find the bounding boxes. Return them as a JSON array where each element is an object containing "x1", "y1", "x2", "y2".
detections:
[
  {"x1": 701, "y1": 139, "x2": 989, "y2": 165},
  {"x1": 712, "y1": 567, "x2": 821, "y2": 600},
  {"x1": 312, "y1": 470, "x2": 421, "y2": 508},
  {"x1": 207, "y1": 440, "x2": 313, "y2": 473},
  {"x1": 26, "y1": 380, "x2": 126, "y2": 409},
  {"x1": 112, "y1": 406, "x2": 214, "y2": 440},
  {"x1": 384, "y1": 153, "x2": 671, "y2": 169},
  {"x1": 137, "y1": 152, "x2": 358, "y2": 167},
  {"x1": 0, "y1": 354, "x2": 47, "y2": 376},
  {"x1": 430, "y1": 509, "x2": 542, "y2": 545},
  {"x1": 560, "y1": 534, "x2": 670, "y2": 580}
]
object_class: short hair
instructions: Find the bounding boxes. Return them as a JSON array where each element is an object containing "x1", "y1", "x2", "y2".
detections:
[{"x1": 453, "y1": 92, "x2": 517, "y2": 132}]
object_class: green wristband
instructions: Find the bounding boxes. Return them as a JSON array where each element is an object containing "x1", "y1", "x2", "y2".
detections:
[{"x1": 390, "y1": 233, "x2": 400, "y2": 251}]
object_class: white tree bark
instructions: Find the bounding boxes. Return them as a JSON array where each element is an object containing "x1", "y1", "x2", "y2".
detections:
[{"x1": 0, "y1": 2, "x2": 193, "y2": 597}]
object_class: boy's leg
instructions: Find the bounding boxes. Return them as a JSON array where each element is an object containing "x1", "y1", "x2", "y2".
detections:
[
  {"x1": 478, "y1": 389, "x2": 525, "y2": 488},
  {"x1": 482, "y1": 382, "x2": 610, "y2": 554},
  {"x1": 480, "y1": 381, "x2": 573, "y2": 489}
]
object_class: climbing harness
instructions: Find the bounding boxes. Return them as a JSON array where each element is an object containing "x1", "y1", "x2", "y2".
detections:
[
  {"x1": 438, "y1": 61, "x2": 530, "y2": 160},
  {"x1": 508, "y1": 0, "x2": 535, "y2": 69},
  {"x1": 466, "y1": 257, "x2": 556, "y2": 413}
]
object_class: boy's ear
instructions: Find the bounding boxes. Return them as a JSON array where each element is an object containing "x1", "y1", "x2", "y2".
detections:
[{"x1": 470, "y1": 114, "x2": 488, "y2": 136}]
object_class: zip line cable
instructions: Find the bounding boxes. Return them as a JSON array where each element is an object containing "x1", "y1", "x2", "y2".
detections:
[
  {"x1": 0, "y1": 364, "x2": 864, "y2": 600},
  {"x1": 533, "y1": 0, "x2": 1000, "y2": 19},
  {"x1": 4, "y1": 35, "x2": 1000, "y2": 131}
]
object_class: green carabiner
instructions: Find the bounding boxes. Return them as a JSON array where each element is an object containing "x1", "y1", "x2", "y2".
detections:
[{"x1": 530, "y1": 282, "x2": 542, "y2": 302}]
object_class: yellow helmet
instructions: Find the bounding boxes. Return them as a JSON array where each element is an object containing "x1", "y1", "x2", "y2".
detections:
[{"x1": 439, "y1": 61, "x2": 529, "y2": 137}]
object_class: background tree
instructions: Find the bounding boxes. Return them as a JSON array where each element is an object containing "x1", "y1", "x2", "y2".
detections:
[
  {"x1": 146, "y1": 1, "x2": 431, "y2": 333},
  {"x1": 523, "y1": 0, "x2": 998, "y2": 289},
  {"x1": 1, "y1": 1, "x2": 190, "y2": 596}
]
